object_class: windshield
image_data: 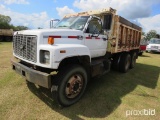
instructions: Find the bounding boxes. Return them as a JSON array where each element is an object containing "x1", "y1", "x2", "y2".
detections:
[
  {"x1": 54, "y1": 16, "x2": 89, "y2": 30},
  {"x1": 150, "y1": 39, "x2": 160, "y2": 44}
]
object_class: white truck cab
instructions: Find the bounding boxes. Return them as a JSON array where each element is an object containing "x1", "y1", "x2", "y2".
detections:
[
  {"x1": 146, "y1": 38, "x2": 160, "y2": 53},
  {"x1": 13, "y1": 15, "x2": 107, "y2": 69}
]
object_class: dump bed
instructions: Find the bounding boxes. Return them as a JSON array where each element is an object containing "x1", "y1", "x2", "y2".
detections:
[
  {"x1": 110, "y1": 15, "x2": 142, "y2": 53},
  {"x1": 0, "y1": 29, "x2": 13, "y2": 36}
]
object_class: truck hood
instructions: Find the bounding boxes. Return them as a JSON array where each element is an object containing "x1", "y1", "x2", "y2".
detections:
[
  {"x1": 147, "y1": 44, "x2": 160, "y2": 47},
  {"x1": 15, "y1": 28, "x2": 84, "y2": 45},
  {"x1": 15, "y1": 28, "x2": 83, "y2": 36}
]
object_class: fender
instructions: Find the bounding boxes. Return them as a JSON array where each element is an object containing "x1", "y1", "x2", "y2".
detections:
[{"x1": 52, "y1": 44, "x2": 91, "y2": 68}]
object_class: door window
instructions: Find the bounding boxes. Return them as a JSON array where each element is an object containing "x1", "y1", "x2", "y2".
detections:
[{"x1": 86, "y1": 18, "x2": 102, "y2": 34}]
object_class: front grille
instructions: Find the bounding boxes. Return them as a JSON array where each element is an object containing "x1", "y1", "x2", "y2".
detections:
[
  {"x1": 13, "y1": 35, "x2": 37, "y2": 62},
  {"x1": 151, "y1": 46, "x2": 158, "y2": 49}
]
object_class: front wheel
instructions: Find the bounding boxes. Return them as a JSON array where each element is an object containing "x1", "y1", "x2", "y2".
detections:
[{"x1": 51, "y1": 65, "x2": 88, "y2": 107}]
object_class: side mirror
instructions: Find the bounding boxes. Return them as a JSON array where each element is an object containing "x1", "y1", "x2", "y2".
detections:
[{"x1": 50, "y1": 19, "x2": 60, "y2": 28}]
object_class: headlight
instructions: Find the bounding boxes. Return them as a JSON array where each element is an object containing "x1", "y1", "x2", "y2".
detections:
[
  {"x1": 40, "y1": 50, "x2": 50, "y2": 64},
  {"x1": 44, "y1": 51, "x2": 50, "y2": 60},
  {"x1": 146, "y1": 45, "x2": 151, "y2": 49}
]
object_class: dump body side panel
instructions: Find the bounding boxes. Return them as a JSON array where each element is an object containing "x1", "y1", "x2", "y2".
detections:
[
  {"x1": 0, "y1": 29, "x2": 13, "y2": 36},
  {"x1": 107, "y1": 15, "x2": 142, "y2": 53},
  {"x1": 0, "y1": 29, "x2": 13, "y2": 41}
]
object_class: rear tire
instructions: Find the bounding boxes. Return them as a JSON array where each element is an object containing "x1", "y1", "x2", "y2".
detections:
[
  {"x1": 51, "y1": 64, "x2": 88, "y2": 107},
  {"x1": 0, "y1": 36, "x2": 2, "y2": 42},
  {"x1": 130, "y1": 52, "x2": 137, "y2": 69},
  {"x1": 138, "y1": 52, "x2": 143, "y2": 56},
  {"x1": 119, "y1": 53, "x2": 131, "y2": 73},
  {"x1": 112, "y1": 54, "x2": 121, "y2": 71}
]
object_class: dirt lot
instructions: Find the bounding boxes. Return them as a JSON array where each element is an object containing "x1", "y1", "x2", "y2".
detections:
[{"x1": 0, "y1": 42, "x2": 160, "y2": 120}]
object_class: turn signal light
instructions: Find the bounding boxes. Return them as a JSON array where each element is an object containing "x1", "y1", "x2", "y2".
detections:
[
  {"x1": 60, "y1": 50, "x2": 66, "y2": 53},
  {"x1": 48, "y1": 37, "x2": 54, "y2": 45}
]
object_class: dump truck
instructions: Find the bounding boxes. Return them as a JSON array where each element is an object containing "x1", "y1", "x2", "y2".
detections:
[
  {"x1": 11, "y1": 7, "x2": 142, "y2": 106},
  {"x1": 0, "y1": 29, "x2": 13, "y2": 42}
]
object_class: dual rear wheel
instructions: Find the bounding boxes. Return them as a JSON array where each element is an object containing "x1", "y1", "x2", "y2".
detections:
[{"x1": 112, "y1": 52, "x2": 137, "y2": 73}]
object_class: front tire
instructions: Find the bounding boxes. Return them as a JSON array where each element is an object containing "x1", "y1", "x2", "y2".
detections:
[{"x1": 51, "y1": 65, "x2": 88, "y2": 107}]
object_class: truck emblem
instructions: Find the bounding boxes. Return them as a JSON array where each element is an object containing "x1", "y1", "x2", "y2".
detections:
[{"x1": 77, "y1": 35, "x2": 83, "y2": 40}]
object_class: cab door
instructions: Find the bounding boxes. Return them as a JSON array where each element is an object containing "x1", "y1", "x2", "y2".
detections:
[{"x1": 84, "y1": 17, "x2": 107, "y2": 58}]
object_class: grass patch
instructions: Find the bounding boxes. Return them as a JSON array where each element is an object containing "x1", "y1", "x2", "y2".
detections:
[{"x1": 0, "y1": 42, "x2": 160, "y2": 120}]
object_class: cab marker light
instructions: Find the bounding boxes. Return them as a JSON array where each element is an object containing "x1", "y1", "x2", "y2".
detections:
[{"x1": 48, "y1": 36, "x2": 54, "y2": 45}]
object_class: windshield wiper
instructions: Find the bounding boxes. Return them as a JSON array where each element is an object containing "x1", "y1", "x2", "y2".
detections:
[{"x1": 57, "y1": 25, "x2": 68, "y2": 27}]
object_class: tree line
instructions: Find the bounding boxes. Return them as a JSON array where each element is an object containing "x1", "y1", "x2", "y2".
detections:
[
  {"x1": 143, "y1": 30, "x2": 160, "y2": 41},
  {"x1": 0, "y1": 14, "x2": 28, "y2": 31}
]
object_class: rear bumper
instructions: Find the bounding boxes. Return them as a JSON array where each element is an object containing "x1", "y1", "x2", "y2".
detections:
[
  {"x1": 150, "y1": 50, "x2": 160, "y2": 53},
  {"x1": 11, "y1": 58, "x2": 52, "y2": 88},
  {"x1": 146, "y1": 48, "x2": 160, "y2": 52}
]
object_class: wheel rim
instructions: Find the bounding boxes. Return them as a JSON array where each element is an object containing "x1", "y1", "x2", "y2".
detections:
[{"x1": 65, "y1": 74, "x2": 84, "y2": 99}]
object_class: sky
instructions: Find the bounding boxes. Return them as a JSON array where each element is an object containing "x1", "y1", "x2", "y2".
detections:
[{"x1": 0, "y1": 0, "x2": 160, "y2": 33}]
